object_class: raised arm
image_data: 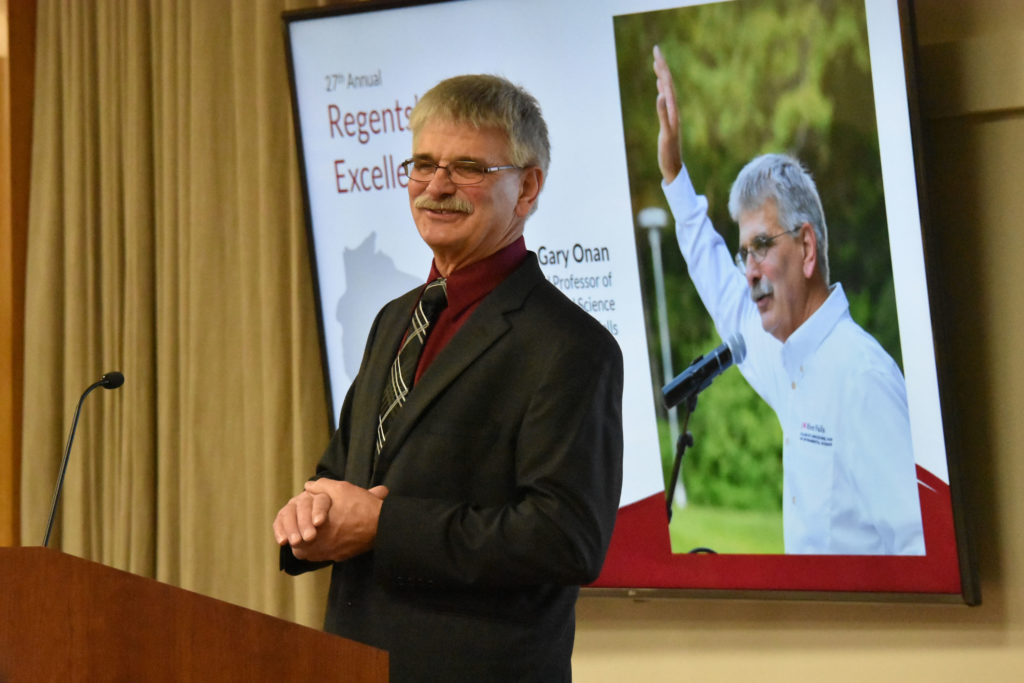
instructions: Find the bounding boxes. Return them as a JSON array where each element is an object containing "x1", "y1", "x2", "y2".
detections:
[{"x1": 654, "y1": 45, "x2": 682, "y2": 184}]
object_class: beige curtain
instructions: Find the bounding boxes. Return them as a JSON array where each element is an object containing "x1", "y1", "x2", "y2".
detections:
[{"x1": 21, "y1": 0, "x2": 336, "y2": 627}]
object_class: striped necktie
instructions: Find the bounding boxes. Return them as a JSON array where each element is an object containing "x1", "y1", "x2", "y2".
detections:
[{"x1": 376, "y1": 277, "x2": 448, "y2": 455}]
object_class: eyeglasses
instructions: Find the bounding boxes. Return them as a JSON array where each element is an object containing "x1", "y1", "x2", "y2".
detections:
[
  {"x1": 734, "y1": 226, "x2": 802, "y2": 273},
  {"x1": 400, "y1": 158, "x2": 520, "y2": 186}
]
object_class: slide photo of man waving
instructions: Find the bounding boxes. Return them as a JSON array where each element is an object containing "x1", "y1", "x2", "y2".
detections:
[{"x1": 614, "y1": 0, "x2": 924, "y2": 556}]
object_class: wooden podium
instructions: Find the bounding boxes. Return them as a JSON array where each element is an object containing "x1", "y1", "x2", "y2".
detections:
[{"x1": 0, "y1": 547, "x2": 387, "y2": 681}]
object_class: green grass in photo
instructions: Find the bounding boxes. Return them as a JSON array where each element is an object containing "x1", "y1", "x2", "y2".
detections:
[{"x1": 668, "y1": 503, "x2": 783, "y2": 555}]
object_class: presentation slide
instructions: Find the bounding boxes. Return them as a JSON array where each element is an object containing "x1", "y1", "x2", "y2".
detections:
[{"x1": 285, "y1": 0, "x2": 972, "y2": 600}]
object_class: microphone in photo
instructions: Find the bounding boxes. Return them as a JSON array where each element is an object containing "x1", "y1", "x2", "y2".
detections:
[
  {"x1": 662, "y1": 334, "x2": 746, "y2": 409},
  {"x1": 42, "y1": 371, "x2": 125, "y2": 547}
]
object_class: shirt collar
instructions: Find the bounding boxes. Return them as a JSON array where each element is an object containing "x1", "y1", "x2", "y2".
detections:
[
  {"x1": 781, "y1": 282, "x2": 850, "y2": 379},
  {"x1": 427, "y1": 237, "x2": 528, "y2": 315}
]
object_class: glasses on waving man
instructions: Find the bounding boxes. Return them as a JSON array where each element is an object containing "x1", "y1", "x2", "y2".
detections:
[{"x1": 734, "y1": 226, "x2": 804, "y2": 274}]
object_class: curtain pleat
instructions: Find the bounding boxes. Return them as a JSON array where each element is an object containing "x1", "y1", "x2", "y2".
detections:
[{"x1": 22, "y1": 0, "x2": 332, "y2": 628}]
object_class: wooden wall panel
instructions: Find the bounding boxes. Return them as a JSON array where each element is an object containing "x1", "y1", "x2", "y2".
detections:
[{"x1": 0, "y1": 0, "x2": 35, "y2": 547}]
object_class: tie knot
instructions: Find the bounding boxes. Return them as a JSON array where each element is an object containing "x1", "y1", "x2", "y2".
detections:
[{"x1": 420, "y1": 278, "x2": 448, "y2": 319}]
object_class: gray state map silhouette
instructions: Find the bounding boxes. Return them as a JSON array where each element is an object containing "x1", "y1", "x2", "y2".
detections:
[{"x1": 336, "y1": 232, "x2": 422, "y2": 379}]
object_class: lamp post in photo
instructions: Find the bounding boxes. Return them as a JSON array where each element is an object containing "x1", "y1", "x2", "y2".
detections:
[{"x1": 637, "y1": 206, "x2": 685, "y2": 509}]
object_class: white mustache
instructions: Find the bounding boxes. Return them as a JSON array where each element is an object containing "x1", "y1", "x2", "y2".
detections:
[
  {"x1": 414, "y1": 196, "x2": 474, "y2": 214},
  {"x1": 750, "y1": 278, "x2": 774, "y2": 302}
]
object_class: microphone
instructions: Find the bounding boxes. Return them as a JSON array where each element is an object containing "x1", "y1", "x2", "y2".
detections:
[
  {"x1": 42, "y1": 371, "x2": 125, "y2": 547},
  {"x1": 100, "y1": 371, "x2": 124, "y2": 389},
  {"x1": 662, "y1": 334, "x2": 746, "y2": 409}
]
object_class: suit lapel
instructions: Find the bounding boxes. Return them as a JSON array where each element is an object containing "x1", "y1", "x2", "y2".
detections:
[{"x1": 372, "y1": 255, "x2": 544, "y2": 483}]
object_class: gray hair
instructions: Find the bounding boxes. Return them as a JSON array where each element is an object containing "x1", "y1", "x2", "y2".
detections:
[
  {"x1": 728, "y1": 154, "x2": 830, "y2": 283},
  {"x1": 409, "y1": 74, "x2": 550, "y2": 176}
]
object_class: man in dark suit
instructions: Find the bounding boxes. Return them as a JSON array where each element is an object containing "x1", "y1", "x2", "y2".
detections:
[{"x1": 273, "y1": 74, "x2": 623, "y2": 682}]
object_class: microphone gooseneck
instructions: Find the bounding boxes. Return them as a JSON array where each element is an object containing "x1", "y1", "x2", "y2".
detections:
[{"x1": 42, "y1": 371, "x2": 125, "y2": 548}]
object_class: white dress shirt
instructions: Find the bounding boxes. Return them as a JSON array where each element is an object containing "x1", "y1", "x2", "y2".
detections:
[{"x1": 664, "y1": 167, "x2": 925, "y2": 555}]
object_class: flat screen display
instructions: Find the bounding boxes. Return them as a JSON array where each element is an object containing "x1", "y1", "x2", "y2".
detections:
[{"x1": 283, "y1": 0, "x2": 978, "y2": 602}]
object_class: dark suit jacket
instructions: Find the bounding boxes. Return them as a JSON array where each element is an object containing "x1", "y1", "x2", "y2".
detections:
[{"x1": 283, "y1": 254, "x2": 623, "y2": 682}]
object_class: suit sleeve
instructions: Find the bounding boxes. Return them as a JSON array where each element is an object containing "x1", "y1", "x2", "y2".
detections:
[
  {"x1": 372, "y1": 322, "x2": 624, "y2": 588},
  {"x1": 279, "y1": 305, "x2": 389, "y2": 576},
  {"x1": 278, "y1": 380, "x2": 357, "y2": 576}
]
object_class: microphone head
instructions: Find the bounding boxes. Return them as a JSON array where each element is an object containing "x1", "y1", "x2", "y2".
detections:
[
  {"x1": 100, "y1": 371, "x2": 125, "y2": 389},
  {"x1": 726, "y1": 333, "x2": 747, "y2": 365}
]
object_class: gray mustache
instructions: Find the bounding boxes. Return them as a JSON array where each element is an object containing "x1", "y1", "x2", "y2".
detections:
[
  {"x1": 414, "y1": 196, "x2": 474, "y2": 214},
  {"x1": 750, "y1": 278, "x2": 774, "y2": 302}
]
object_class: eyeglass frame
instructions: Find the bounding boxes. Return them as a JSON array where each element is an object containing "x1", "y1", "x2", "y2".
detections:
[
  {"x1": 733, "y1": 225, "x2": 805, "y2": 273},
  {"x1": 400, "y1": 157, "x2": 521, "y2": 186}
]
